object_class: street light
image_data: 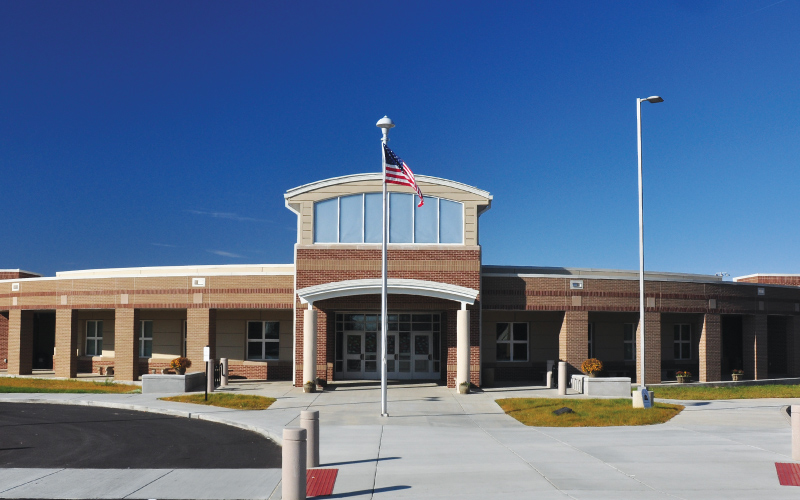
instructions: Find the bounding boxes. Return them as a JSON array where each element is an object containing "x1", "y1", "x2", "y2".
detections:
[{"x1": 636, "y1": 95, "x2": 663, "y2": 408}]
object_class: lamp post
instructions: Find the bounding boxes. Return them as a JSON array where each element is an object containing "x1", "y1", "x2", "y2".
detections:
[{"x1": 637, "y1": 96, "x2": 663, "y2": 404}]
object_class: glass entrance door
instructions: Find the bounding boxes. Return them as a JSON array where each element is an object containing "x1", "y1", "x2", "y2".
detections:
[{"x1": 335, "y1": 312, "x2": 440, "y2": 380}]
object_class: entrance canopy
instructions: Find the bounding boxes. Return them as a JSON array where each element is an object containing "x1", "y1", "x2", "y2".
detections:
[{"x1": 296, "y1": 278, "x2": 479, "y2": 306}]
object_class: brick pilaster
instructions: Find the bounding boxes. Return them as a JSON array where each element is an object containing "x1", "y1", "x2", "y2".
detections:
[
  {"x1": 699, "y1": 313, "x2": 721, "y2": 382},
  {"x1": 559, "y1": 310, "x2": 588, "y2": 375},
  {"x1": 8, "y1": 310, "x2": 33, "y2": 375},
  {"x1": 186, "y1": 308, "x2": 216, "y2": 372},
  {"x1": 635, "y1": 312, "x2": 661, "y2": 385},
  {"x1": 743, "y1": 314, "x2": 768, "y2": 380},
  {"x1": 115, "y1": 308, "x2": 140, "y2": 381},
  {"x1": 0, "y1": 312, "x2": 8, "y2": 370},
  {"x1": 54, "y1": 309, "x2": 78, "y2": 378}
]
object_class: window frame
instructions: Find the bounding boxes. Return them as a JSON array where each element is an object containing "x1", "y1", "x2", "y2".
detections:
[
  {"x1": 247, "y1": 321, "x2": 280, "y2": 361},
  {"x1": 673, "y1": 324, "x2": 692, "y2": 360},
  {"x1": 588, "y1": 322, "x2": 594, "y2": 359},
  {"x1": 140, "y1": 320, "x2": 153, "y2": 358},
  {"x1": 313, "y1": 194, "x2": 464, "y2": 245},
  {"x1": 495, "y1": 322, "x2": 529, "y2": 363},
  {"x1": 86, "y1": 320, "x2": 103, "y2": 357},
  {"x1": 623, "y1": 323, "x2": 636, "y2": 361}
]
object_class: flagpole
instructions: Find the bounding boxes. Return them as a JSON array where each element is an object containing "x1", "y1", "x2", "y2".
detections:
[{"x1": 377, "y1": 116, "x2": 394, "y2": 417}]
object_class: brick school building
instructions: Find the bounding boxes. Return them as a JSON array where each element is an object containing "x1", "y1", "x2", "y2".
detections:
[{"x1": 2, "y1": 173, "x2": 799, "y2": 386}]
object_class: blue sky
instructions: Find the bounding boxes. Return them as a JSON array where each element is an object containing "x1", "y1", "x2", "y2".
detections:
[{"x1": 2, "y1": 1, "x2": 798, "y2": 278}]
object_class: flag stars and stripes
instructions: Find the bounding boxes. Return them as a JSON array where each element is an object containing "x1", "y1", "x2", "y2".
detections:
[{"x1": 383, "y1": 143, "x2": 424, "y2": 207}]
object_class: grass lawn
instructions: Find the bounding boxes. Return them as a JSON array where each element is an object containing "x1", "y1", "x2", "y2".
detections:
[
  {"x1": 497, "y1": 398, "x2": 683, "y2": 427},
  {"x1": 653, "y1": 384, "x2": 800, "y2": 400},
  {"x1": 160, "y1": 393, "x2": 276, "y2": 410},
  {"x1": 0, "y1": 377, "x2": 140, "y2": 394}
]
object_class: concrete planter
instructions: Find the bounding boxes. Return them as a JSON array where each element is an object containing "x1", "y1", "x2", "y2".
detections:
[
  {"x1": 142, "y1": 372, "x2": 205, "y2": 394},
  {"x1": 303, "y1": 382, "x2": 316, "y2": 393},
  {"x1": 732, "y1": 373, "x2": 742, "y2": 381},
  {"x1": 458, "y1": 383, "x2": 470, "y2": 394},
  {"x1": 677, "y1": 376, "x2": 690, "y2": 384}
]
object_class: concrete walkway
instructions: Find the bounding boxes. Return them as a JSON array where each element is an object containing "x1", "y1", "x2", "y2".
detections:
[{"x1": 0, "y1": 381, "x2": 798, "y2": 499}]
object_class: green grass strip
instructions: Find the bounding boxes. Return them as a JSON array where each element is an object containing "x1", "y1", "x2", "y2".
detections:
[
  {"x1": 497, "y1": 398, "x2": 683, "y2": 427},
  {"x1": 653, "y1": 383, "x2": 800, "y2": 400},
  {"x1": 0, "y1": 378, "x2": 139, "y2": 394},
  {"x1": 161, "y1": 393, "x2": 276, "y2": 410}
]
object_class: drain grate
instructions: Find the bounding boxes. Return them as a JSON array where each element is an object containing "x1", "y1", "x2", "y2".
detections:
[
  {"x1": 776, "y1": 462, "x2": 800, "y2": 486},
  {"x1": 307, "y1": 468, "x2": 339, "y2": 497}
]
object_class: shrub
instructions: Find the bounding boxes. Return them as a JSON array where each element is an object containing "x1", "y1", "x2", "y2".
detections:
[
  {"x1": 676, "y1": 370, "x2": 692, "y2": 378},
  {"x1": 169, "y1": 357, "x2": 192, "y2": 370},
  {"x1": 581, "y1": 358, "x2": 603, "y2": 375},
  {"x1": 732, "y1": 368, "x2": 744, "y2": 375}
]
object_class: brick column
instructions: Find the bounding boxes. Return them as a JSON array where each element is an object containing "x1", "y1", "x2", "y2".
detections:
[
  {"x1": 788, "y1": 317, "x2": 800, "y2": 377},
  {"x1": 559, "y1": 310, "x2": 588, "y2": 375},
  {"x1": 743, "y1": 314, "x2": 768, "y2": 380},
  {"x1": 699, "y1": 313, "x2": 721, "y2": 382},
  {"x1": 8, "y1": 310, "x2": 34, "y2": 375},
  {"x1": 54, "y1": 309, "x2": 78, "y2": 378},
  {"x1": 0, "y1": 312, "x2": 9, "y2": 370},
  {"x1": 635, "y1": 312, "x2": 661, "y2": 385},
  {"x1": 187, "y1": 308, "x2": 216, "y2": 373},
  {"x1": 115, "y1": 308, "x2": 140, "y2": 381}
]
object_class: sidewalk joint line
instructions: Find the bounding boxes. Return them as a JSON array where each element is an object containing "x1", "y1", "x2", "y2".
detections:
[
  {"x1": 0, "y1": 468, "x2": 64, "y2": 494},
  {"x1": 123, "y1": 469, "x2": 175, "y2": 498}
]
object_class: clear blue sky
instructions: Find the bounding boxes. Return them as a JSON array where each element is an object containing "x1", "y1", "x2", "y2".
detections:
[{"x1": 2, "y1": 1, "x2": 798, "y2": 278}]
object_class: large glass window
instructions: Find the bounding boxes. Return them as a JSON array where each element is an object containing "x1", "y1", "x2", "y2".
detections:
[
  {"x1": 86, "y1": 320, "x2": 103, "y2": 356},
  {"x1": 674, "y1": 324, "x2": 691, "y2": 360},
  {"x1": 140, "y1": 321, "x2": 153, "y2": 358},
  {"x1": 248, "y1": 321, "x2": 280, "y2": 360},
  {"x1": 496, "y1": 323, "x2": 528, "y2": 362},
  {"x1": 313, "y1": 193, "x2": 464, "y2": 244}
]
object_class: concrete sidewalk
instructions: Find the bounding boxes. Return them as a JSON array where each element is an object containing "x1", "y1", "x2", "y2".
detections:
[{"x1": 0, "y1": 381, "x2": 798, "y2": 499}]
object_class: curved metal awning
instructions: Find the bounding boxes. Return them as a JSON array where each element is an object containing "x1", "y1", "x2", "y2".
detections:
[{"x1": 296, "y1": 278, "x2": 479, "y2": 306}]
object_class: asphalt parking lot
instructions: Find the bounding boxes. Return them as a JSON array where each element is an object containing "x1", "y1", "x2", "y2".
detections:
[{"x1": 0, "y1": 403, "x2": 281, "y2": 469}]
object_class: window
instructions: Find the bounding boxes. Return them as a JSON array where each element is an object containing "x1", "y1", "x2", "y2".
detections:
[
  {"x1": 588, "y1": 323, "x2": 594, "y2": 358},
  {"x1": 623, "y1": 323, "x2": 636, "y2": 361},
  {"x1": 140, "y1": 320, "x2": 153, "y2": 358},
  {"x1": 247, "y1": 321, "x2": 280, "y2": 360},
  {"x1": 313, "y1": 194, "x2": 464, "y2": 244},
  {"x1": 674, "y1": 324, "x2": 691, "y2": 360},
  {"x1": 86, "y1": 320, "x2": 103, "y2": 356},
  {"x1": 183, "y1": 320, "x2": 187, "y2": 357},
  {"x1": 496, "y1": 323, "x2": 528, "y2": 362}
]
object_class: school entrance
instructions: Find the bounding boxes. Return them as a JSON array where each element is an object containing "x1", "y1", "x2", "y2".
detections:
[{"x1": 334, "y1": 312, "x2": 441, "y2": 380}]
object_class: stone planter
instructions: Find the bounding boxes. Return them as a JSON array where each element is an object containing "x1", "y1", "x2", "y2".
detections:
[
  {"x1": 303, "y1": 382, "x2": 316, "y2": 393},
  {"x1": 458, "y1": 382, "x2": 470, "y2": 394},
  {"x1": 587, "y1": 372, "x2": 598, "y2": 378},
  {"x1": 732, "y1": 373, "x2": 742, "y2": 381},
  {"x1": 142, "y1": 372, "x2": 205, "y2": 394},
  {"x1": 676, "y1": 376, "x2": 689, "y2": 384}
]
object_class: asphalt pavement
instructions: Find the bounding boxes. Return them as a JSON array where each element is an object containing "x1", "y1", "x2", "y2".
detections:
[{"x1": 0, "y1": 403, "x2": 280, "y2": 469}]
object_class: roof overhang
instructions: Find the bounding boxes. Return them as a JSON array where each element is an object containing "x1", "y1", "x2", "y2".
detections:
[
  {"x1": 296, "y1": 278, "x2": 479, "y2": 306},
  {"x1": 284, "y1": 173, "x2": 492, "y2": 201}
]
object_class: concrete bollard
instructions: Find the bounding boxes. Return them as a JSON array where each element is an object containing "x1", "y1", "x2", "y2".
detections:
[
  {"x1": 220, "y1": 357, "x2": 228, "y2": 387},
  {"x1": 283, "y1": 427, "x2": 307, "y2": 500},
  {"x1": 545, "y1": 360, "x2": 555, "y2": 388},
  {"x1": 793, "y1": 405, "x2": 800, "y2": 460},
  {"x1": 207, "y1": 359, "x2": 215, "y2": 393},
  {"x1": 300, "y1": 410, "x2": 320, "y2": 468},
  {"x1": 558, "y1": 361, "x2": 567, "y2": 396}
]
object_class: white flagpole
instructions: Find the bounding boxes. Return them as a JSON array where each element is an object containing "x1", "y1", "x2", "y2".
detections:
[{"x1": 377, "y1": 116, "x2": 394, "y2": 417}]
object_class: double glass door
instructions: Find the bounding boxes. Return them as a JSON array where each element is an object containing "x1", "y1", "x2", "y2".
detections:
[{"x1": 336, "y1": 313, "x2": 440, "y2": 380}]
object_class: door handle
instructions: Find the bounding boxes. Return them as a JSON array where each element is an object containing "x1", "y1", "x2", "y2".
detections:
[
  {"x1": 394, "y1": 354, "x2": 398, "y2": 360},
  {"x1": 360, "y1": 354, "x2": 364, "y2": 360},
  {"x1": 428, "y1": 354, "x2": 432, "y2": 360}
]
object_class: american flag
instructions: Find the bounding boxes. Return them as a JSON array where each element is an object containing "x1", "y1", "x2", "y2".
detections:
[{"x1": 383, "y1": 143, "x2": 424, "y2": 207}]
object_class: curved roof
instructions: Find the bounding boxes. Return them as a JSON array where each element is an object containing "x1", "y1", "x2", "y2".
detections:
[
  {"x1": 284, "y1": 173, "x2": 492, "y2": 200},
  {"x1": 296, "y1": 278, "x2": 479, "y2": 305}
]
